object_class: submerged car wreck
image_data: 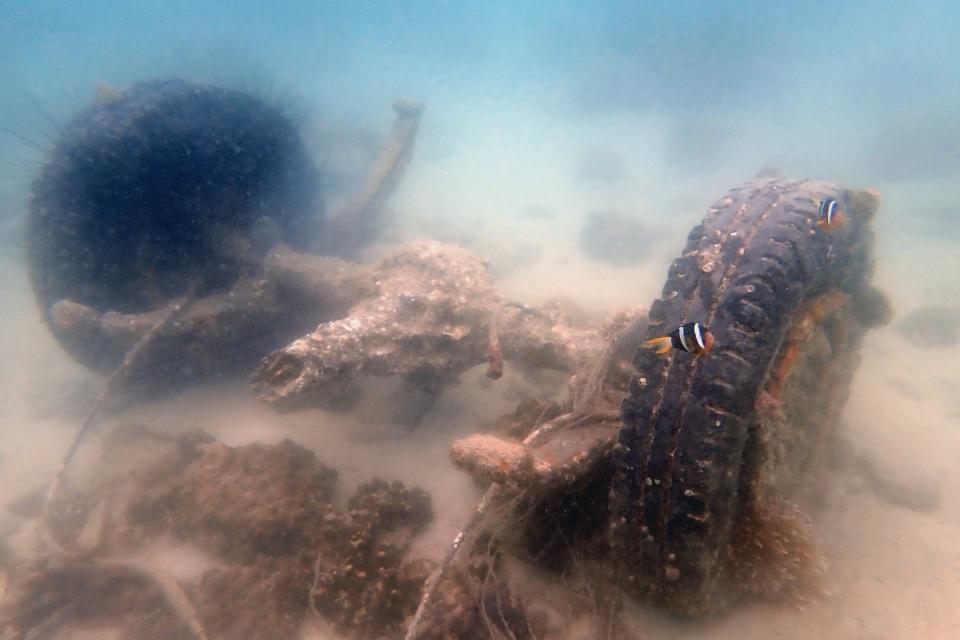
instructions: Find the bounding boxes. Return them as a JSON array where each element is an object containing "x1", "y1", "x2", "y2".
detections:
[{"x1": 2, "y1": 78, "x2": 921, "y2": 638}]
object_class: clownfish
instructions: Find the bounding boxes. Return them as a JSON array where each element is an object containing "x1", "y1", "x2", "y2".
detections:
[
  {"x1": 817, "y1": 198, "x2": 844, "y2": 230},
  {"x1": 644, "y1": 322, "x2": 715, "y2": 355}
]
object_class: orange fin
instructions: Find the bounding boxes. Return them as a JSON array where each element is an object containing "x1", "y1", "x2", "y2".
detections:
[
  {"x1": 644, "y1": 336, "x2": 673, "y2": 354},
  {"x1": 817, "y1": 209, "x2": 845, "y2": 231}
]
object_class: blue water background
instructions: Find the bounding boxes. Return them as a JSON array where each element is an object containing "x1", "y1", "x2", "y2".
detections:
[{"x1": 1, "y1": 0, "x2": 957, "y2": 314}]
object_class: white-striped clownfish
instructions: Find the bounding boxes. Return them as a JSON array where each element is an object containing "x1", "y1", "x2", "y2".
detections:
[
  {"x1": 817, "y1": 198, "x2": 844, "y2": 230},
  {"x1": 644, "y1": 322, "x2": 715, "y2": 355}
]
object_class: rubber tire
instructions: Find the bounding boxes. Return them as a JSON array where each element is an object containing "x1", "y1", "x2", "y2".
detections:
[
  {"x1": 609, "y1": 178, "x2": 881, "y2": 614},
  {"x1": 28, "y1": 79, "x2": 321, "y2": 369}
]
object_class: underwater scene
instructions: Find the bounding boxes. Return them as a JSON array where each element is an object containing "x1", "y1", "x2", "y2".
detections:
[{"x1": 1, "y1": 1, "x2": 958, "y2": 638}]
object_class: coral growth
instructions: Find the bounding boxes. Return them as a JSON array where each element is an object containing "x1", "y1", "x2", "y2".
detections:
[
  {"x1": 0, "y1": 431, "x2": 437, "y2": 640},
  {"x1": 310, "y1": 479, "x2": 433, "y2": 638},
  {"x1": 127, "y1": 437, "x2": 338, "y2": 563}
]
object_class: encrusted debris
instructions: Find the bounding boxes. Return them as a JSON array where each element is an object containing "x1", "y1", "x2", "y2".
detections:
[
  {"x1": 447, "y1": 309, "x2": 647, "y2": 490},
  {"x1": 252, "y1": 241, "x2": 607, "y2": 418}
]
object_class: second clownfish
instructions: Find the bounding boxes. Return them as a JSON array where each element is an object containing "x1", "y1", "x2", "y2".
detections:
[
  {"x1": 817, "y1": 198, "x2": 844, "y2": 230},
  {"x1": 645, "y1": 322, "x2": 715, "y2": 356}
]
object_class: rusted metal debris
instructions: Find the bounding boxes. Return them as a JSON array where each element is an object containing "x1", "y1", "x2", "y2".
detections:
[
  {"x1": 251, "y1": 241, "x2": 609, "y2": 416},
  {"x1": 49, "y1": 235, "x2": 613, "y2": 428}
]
